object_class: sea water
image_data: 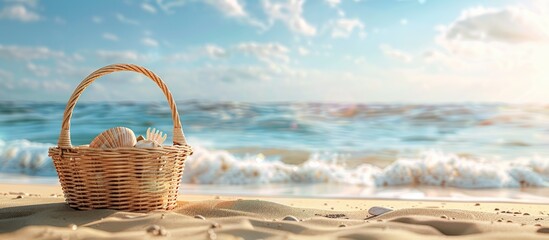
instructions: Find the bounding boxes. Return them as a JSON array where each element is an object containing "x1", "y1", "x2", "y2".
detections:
[{"x1": 1, "y1": 102, "x2": 549, "y2": 200}]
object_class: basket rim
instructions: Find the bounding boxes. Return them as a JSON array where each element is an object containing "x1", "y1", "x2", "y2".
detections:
[
  {"x1": 48, "y1": 145, "x2": 193, "y2": 157},
  {"x1": 48, "y1": 144, "x2": 192, "y2": 150}
]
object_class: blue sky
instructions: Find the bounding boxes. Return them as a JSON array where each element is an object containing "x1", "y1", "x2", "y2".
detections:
[{"x1": 0, "y1": 0, "x2": 548, "y2": 103}]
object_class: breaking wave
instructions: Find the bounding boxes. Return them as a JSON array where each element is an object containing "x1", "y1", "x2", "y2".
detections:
[{"x1": 1, "y1": 139, "x2": 548, "y2": 189}]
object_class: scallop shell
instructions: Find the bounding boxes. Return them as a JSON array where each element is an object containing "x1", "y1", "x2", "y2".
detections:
[
  {"x1": 146, "y1": 128, "x2": 167, "y2": 145},
  {"x1": 135, "y1": 139, "x2": 162, "y2": 148},
  {"x1": 89, "y1": 127, "x2": 137, "y2": 148}
]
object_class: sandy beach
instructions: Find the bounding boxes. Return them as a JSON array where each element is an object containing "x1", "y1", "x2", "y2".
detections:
[{"x1": 0, "y1": 184, "x2": 548, "y2": 239}]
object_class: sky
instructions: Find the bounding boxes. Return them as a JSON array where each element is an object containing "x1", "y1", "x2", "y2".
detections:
[{"x1": 0, "y1": 0, "x2": 548, "y2": 103}]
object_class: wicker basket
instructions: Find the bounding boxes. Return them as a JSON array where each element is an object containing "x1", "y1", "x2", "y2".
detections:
[{"x1": 48, "y1": 64, "x2": 192, "y2": 212}]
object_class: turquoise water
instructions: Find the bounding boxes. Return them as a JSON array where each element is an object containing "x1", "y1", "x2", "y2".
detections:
[{"x1": 1, "y1": 102, "x2": 549, "y2": 189}]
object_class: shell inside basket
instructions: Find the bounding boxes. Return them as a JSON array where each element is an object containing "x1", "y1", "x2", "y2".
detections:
[
  {"x1": 89, "y1": 127, "x2": 137, "y2": 148},
  {"x1": 135, "y1": 128, "x2": 167, "y2": 148}
]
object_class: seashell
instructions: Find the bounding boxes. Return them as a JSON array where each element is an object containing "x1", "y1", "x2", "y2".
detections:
[
  {"x1": 368, "y1": 206, "x2": 392, "y2": 216},
  {"x1": 135, "y1": 139, "x2": 161, "y2": 148},
  {"x1": 282, "y1": 215, "x2": 299, "y2": 221},
  {"x1": 146, "y1": 128, "x2": 167, "y2": 145},
  {"x1": 90, "y1": 127, "x2": 137, "y2": 148}
]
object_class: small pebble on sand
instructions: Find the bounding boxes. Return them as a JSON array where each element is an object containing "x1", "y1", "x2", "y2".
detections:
[
  {"x1": 368, "y1": 207, "x2": 392, "y2": 216},
  {"x1": 338, "y1": 224, "x2": 347, "y2": 227},
  {"x1": 282, "y1": 215, "x2": 299, "y2": 222},
  {"x1": 208, "y1": 229, "x2": 217, "y2": 240},
  {"x1": 146, "y1": 225, "x2": 167, "y2": 236},
  {"x1": 68, "y1": 224, "x2": 77, "y2": 230},
  {"x1": 474, "y1": 203, "x2": 480, "y2": 206},
  {"x1": 440, "y1": 215, "x2": 447, "y2": 219}
]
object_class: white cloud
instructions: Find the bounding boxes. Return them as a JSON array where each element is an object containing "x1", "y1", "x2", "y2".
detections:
[
  {"x1": 204, "y1": 44, "x2": 227, "y2": 58},
  {"x1": 429, "y1": 5, "x2": 549, "y2": 71},
  {"x1": 156, "y1": 0, "x2": 266, "y2": 30},
  {"x1": 379, "y1": 44, "x2": 412, "y2": 63},
  {"x1": 235, "y1": 42, "x2": 290, "y2": 64},
  {"x1": 207, "y1": 0, "x2": 267, "y2": 29},
  {"x1": 0, "y1": 4, "x2": 40, "y2": 22},
  {"x1": 297, "y1": 47, "x2": 309, "y2": 56},
  {"x1": 156, "y1": 0, "x2": 246, "y2": 17},
  {"x1": 102, "y1": 33, "x2": 119, "y2": 41},
  {"x1": 397, "y1": 0, "x2": 426, "y2": 4},
  {"x1": 26, "y1": 63, "x2": 50, "y2": 77},
  {"x1": 205, "y1": 0, "x2": 246, "y2": 17},
  {"x1": 168, "y1": 42, "x2": 290, "y2": 65},
  {"x1": 142, "y1": 37, "x2": 159, "y2": 47},
  {"x1": 19, "y1": 78, "x2": 71, "y2": 91},
  {"x1": 325, "y1": 0, "x2": 341, "y2": 8},
  {"x1": 0, "y1": 45, "x2": 64, "y2": 61},
  {"x1": 402, "y1": 4, "x2": 549, "y2": 103},
  {"x1": 141, "y1": 3, "x2": 157, "y2": 14},
  {"x1": 438, "y1": 6, "x2": 549, "y2": 43},
  {"x1": 167, "y1": 44, "x2": 227, "y2": 62},
  {"x1": 116, "y1": 13, "x2": 139, "y2": 25},
  {"x1": 96, "y1": 50, "x2": 145, "y2": 62},
  {"x1": 155, "y1": 0, "x2": 187, "y2": 13},
  {"x1": 4, "y1": 0, "x2": 38, "y2": 7},
  {"x1": 263, "y1": 0, "x2": 317, "y2": 36},
  {"x1": 92, "y1": 16, "x2": 102, "y2": 23},
  {"x1": 330, "y1": 18, "x2": 364, "y2": 38}
]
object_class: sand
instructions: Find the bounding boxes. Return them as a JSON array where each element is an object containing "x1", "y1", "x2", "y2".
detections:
[{"x1": 1, "y1": 184, "x2": 549, "y2": 239}]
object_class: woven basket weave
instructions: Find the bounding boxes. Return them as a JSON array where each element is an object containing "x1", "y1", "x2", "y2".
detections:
[{"x1": 48, "y1": 64, "x2": 192, "y2": 212}]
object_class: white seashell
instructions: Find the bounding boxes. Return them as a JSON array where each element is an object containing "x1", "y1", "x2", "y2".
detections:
[
  {"x1": 89, "y1": 127, "x2": 137, "y2": 148},
  {"x1": 282, "y1": 215, "x2": 299, "y2": 221},
  {"x1": 368, "y1": 206, "x2": 392, "y2": 216},
  {"x1": 135, "y1": 139, "x2": 161, "y2": 148},
  {"x1": 146, "y1": 128, "x2": 167, "y2": 145}
]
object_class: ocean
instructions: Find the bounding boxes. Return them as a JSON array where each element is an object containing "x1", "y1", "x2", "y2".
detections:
[{"x1": 1, "y1": 101, "x2": 549, "y2": 201}]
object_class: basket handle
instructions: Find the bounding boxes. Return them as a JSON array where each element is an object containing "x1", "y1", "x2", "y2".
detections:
[{"x1": 57, "y1": 64, "x2": 187, "y2": 148}]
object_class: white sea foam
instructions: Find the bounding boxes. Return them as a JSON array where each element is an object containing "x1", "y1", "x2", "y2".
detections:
[
  {"x1": 0, "y1": 139, "x2": 56, "y2": 176},
  {"x1": 1, "y1": 139, "x2": 548, "y2": 188}
]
